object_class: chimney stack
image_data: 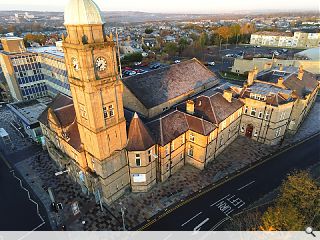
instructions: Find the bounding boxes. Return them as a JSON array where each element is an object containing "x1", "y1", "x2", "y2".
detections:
[
  {"x1": 186, "y1": 100, "x2": 195, "y2": 114},
  {"x1": 223, "y1": 90, "x2": 233, "y2": 103},
  {"x1": 247, "y1": 70, "x2": 255, "y2": 86},
  {"x1": 279, "y1": 64, "x2": 283, "y2": 71},
  {"x1": 297, "y1": 65, "x2": 304, "y2": 80},
  {"x1": 277, "y1": 77, "x2": 284, "y2": 87}
]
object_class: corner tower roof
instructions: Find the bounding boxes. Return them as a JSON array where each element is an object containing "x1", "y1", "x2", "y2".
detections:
[
  {"x1": 64, "y1": 0, "x2": 104, "y2": 25},
  {"x1": 127, "y1": 113, "x2": 155, "y2": 151}
]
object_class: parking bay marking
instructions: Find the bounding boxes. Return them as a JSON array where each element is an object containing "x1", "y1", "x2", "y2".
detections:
[{"x1": 181, "y1": 211, "x2": 203, "y2": 227}]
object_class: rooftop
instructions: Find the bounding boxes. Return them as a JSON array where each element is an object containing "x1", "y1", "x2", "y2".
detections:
[
  {"x1": 122, "y1": 58, "x2": 219, "y2": 109},
  {"x1": 8, "y1": 97, "x2": 52, "y2": 126},
  {"x1": 28, "y1": 46, "x2": 65, "y2": 59}
]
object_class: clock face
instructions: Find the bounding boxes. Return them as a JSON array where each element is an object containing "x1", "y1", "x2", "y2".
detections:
[
  {"x1": 71, "y1": 57, "x2": 79, "y2": 71},
  {"x1": 95, "y1": 57, "x2": 107, "y2": 72}
]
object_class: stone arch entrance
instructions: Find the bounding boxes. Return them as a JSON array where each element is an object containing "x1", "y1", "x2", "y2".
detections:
[{"x1": 245, "y1": 124, "x2": 254, "y2": 138}]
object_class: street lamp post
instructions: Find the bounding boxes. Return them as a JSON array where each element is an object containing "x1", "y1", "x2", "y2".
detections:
[{"x1": 119, "y1": 202, "x2": 126, "y2": 231}]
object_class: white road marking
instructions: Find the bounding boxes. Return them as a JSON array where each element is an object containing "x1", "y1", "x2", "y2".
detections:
[
  {"x1": 237, "y1": 180, "x2": 255, "y2": 191},
  {"x1": 181, "y1": 211, "x2": 203, "y2": 227},
  {"x1": 210, "y1": 217, "x2": 231, "y2": 231},
  {"x1": 210, "y1": 194, "x2": 230, "y2": 207},
  {"x1": 193, "y1": 218, "x2": 210, "y2": 232},
  {"x1": 11, "y1": 170, "x2": 46, "y2": 238}
]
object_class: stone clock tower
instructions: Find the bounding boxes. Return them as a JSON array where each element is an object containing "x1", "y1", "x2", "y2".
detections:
[{"x1": 62, "y1": 0, "x2": 129, "y2": 203}]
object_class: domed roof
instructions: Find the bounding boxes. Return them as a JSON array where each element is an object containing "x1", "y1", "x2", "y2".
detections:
[{"x1": 64, "y1": 0, "x2": 104, "y2": 25}]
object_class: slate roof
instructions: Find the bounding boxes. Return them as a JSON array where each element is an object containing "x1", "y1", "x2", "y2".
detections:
[
  {"x1": 122, "y1": 58, "x2": 218, "y2": 108},
  {"x1": 181, "y1": 92, "x2": 243, "y2": 124},
  {"x1": 283, "y1": 71, "x2": 319, "y2": 98},
  {"x1": 38, "y1": 94, "x2": 82, "y2": 151},
  {"x1": 146, "y1": 110, "x2": 216, "y2": 147},
  {"x1": 127, "y1": 113, "x2": 155, "y2": 151}
]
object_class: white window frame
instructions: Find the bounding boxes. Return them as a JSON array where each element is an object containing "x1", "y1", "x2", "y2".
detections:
[
  {"x1": 135, "y1": 153, "x2": 141, "y2": 166},
  {"x1": 148, "y1": 149, "x2": 152, "y2": 163},
  {"x1": 187, "y1": 145, "x2": 194, "y2": 157},
  {"x1": 171, "y1": 141, "x2": 175, "y2": 152},
  {"x1": 275, "y1": 128, "x2": 281, "y2": 137},
  {"x1": 189, "y1": 132, "x2": 195, "y2": 142},
  {"x1": 250, "y1": 107, "x2": 256, "y2": 116},
  {"x1": 258, "y1": 111, "x2": 263, "y2": 119},
  {"x1": 244, "y1": 106, "x2": 248, "y2": 114},
  {"x1": 221, "y1": 120, "x2": 226, "y2": 130},
  {"x1": 165, "y1": 145, "x2": 170, "y2": 156}
]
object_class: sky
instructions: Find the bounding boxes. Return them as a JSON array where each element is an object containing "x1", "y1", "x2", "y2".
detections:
[{"x1": 0, "y1": 0, "x2": 318, "y2": 13}]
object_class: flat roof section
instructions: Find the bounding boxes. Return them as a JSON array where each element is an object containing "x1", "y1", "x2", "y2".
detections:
[{"x1": 7, "y1": 97, "x2": 52, "y2": 126}]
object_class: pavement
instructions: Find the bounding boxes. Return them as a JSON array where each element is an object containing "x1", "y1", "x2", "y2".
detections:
[
  {"x1": 138, "y1": 132, "x2": 320, "y2": 231},
  {"x1": 0, "y1": 97, "x2": 319, "y2": 231}
]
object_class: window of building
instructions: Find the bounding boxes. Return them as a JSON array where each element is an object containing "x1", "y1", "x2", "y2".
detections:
[
  {"x1": 250, "y1": 107, "x2": 256, "y2": 116},
  {"x1": 238, "y1": 109, "x2": 242, "y2": 117},
  {"x1": 103, "y1": 106, "x2": 108, "y2": 119},
  {"x1": 221, "y1": 120, "x2": 226, "y2": 130},
  {"x1": 244, "y1": 106, "x2": 248, "y2": 114},
  {"x1": 189, "y1": 132, "x2": 195, "y2": 142},
  {"x1": 280, "y1": 112, "x2": 285, "y2": 120},
  {"x1": 181, "y1": 134, "x2": 185, "y2": 145},
  {"x1": 165, "y1": 145, "x2": 170, "y2": 156},
  {"x1": 180, "y1": 152, "x2": 184, "y2": 160},
  {"x1": 79, "y1": 104, "x2": 88, "y2": 119},
  {"x1": 108, "y1": 105, "x2": 114, "y2": 117},
  {"x1": 209, "y1": 131, "x2": 215, "y2": 142},
  {"x1": 171, "y1": 141, "x2": 174, "y2": 152},
  {"x1": 275, "y1": 128, "x2": 281, "y2": 137},
  {"x1": 135, "y1": 154, "x2": 141, "y2": 166},
  {"x1": 265, "y1": 111, "x2": 270, "y2": 120},
  {"x1": 254, "y1": 130, "x2": 258, "y2": 137},
  {"x1": 148, "y1": 150, "x2": 152, "y2": 163},
  {"x1": 230, "y1": 113, "x2": 235, "y2": 122},
  {"x1": 241, "y1": 126, "x2": 245, "y2": 132},
  {"x1": 166, "y1": 163, "x2": 170, "y2": 171},
  {"x1": 219, "y1": 135, "x2": 224, "y2": 146},
  {"x1": 188, "y1": 145, "x2": 194, "y2": 157},
  {"x1": 258, "y1": 111, "x2": 263, "y2": 119}
]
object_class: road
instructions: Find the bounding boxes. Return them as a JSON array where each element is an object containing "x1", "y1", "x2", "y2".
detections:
[
  {"x1": 0, "y1": 151, "x2": 51, "y2": 230},
  {"x1": 139, "y1": 133, "x2": 320, "y2": 231}
]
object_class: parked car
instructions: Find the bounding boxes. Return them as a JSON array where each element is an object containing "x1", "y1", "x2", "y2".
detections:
[
  {"x1": 207, "y1": 61, "x2": 215, "y2": 66},
  {"x1": 174, "y1": 60, "x2": 181, "y2": 64},
  {"x1": 134, "y1": 62, "x2": 142, "y2": 66},
  {"x1": 150, "y1": 63, "x2": 161, "y2": 69}
]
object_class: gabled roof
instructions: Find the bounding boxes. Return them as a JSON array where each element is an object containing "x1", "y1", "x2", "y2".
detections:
[
  {"x1": 188, "y1": 92, "x2": 243, "y2": 124},
  {"x1": 127, "y1": 113, "x2": 155, "y2": 151},
  {"x1": 283, "y1": 71, "x2": 319, "y2": 98},
  {"x1": 146, "y1": 110, "x2": 216, "y2": 147},
  {"x1": 38, "y1": 94, "x2": 82, "y2": 151},
  {"x1": 122, "y1": 58, "x2": 218, "y2": 109},
  {"x1": 38, "y1": 93, "x2": 73, "y2": 126}
]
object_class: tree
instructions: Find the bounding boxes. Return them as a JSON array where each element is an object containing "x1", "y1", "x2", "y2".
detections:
[
  {"x1": 122, "y1": 52, "x2": 143, "y2": 64},
  {"x1": 261, "y1": 171, "x2": 320, "y2": 231},
  {"x1": 178, "y1": 37, "x2": 189, "y2": 54},
  {"x1": 145, "y1": 28, "x2": 153, "y2": 34},
  {"x1": 216, "y1": 26, "x2": 232, "y2": 40},
  {"x1": 163, "y1": 42, "x2": 178, "y2": 57},
  {"x1": 261, "y1": 204, "x2": 305, "y2": 231}
]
